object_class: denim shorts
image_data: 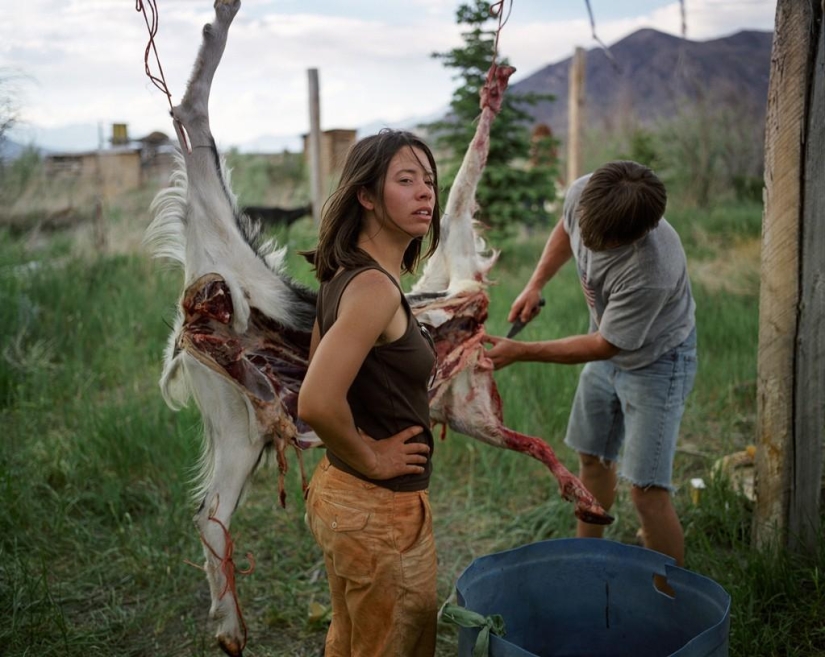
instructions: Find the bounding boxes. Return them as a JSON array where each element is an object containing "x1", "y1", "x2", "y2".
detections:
[{"x1": 564, "y1": 329, "x2": 697, "y2": 491}]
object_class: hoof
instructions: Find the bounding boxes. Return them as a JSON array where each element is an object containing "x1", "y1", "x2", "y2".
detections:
[
  {"x1": 214, "y1": 0, "x2": 241, "y2": 18},
  {"x1": 575, "y1": 507, "x2": 615, "y2": 526},
  {"x1": 218, "y1": 636, "x2": 243, "y2": 657}
]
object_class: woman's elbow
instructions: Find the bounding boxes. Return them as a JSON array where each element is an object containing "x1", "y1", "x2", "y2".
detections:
[{"x1": 297, "y1": 390, "x2": 318, "y2": 426}]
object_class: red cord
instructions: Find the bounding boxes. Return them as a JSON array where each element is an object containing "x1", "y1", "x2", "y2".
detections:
[
  {"x1": 134, "y1": 0, "x2": 190, "y2": 151},
  {"x1": 135, "y1": 0, "x2": 174, "y2": 112},
  {"x1": 184, "y1": 500, "x2": 256, "y2": 652},
  {"x1": 489, "y1": 0, "x2": 513, "y2": 67}
]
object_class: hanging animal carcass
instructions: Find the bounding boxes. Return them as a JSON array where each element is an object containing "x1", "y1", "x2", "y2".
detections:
[{"x1": 143, "y1": 1, "x2": 611, "y2": 654}]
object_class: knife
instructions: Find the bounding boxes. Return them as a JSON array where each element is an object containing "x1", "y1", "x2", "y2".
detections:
[{"x1": 506, "y1": 298, "x2": 546, "y2": 339}]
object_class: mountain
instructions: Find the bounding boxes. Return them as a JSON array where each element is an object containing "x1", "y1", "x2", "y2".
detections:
[
  {"x1": 234, "y1": 133, "x2": 303, "y2": 154},
  {"x1": 233, "y1": 108, "x2": 448, "y2": 153},
  {"x1": 0, "y1": 138, "x2": 43, "y2": 162},
  {"x1": 509, "y1": 28, "x2": 773, "y2": 137},
  {"x1": 7, "y1": 123, "x2": 104, "y2": 154},
  {"x1": 7, "y1": 29, "x2": 772, "y2": 156}
]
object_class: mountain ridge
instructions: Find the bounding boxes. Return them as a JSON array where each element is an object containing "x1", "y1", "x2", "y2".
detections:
[
  {"x1": 3, "y1": 28, "x2": 773, "y2": 156},
  {"x1": 508, "y1": 27, "x2": 773, "y2": 136}
]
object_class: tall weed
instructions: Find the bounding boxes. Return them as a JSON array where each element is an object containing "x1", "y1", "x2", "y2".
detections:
[{"x1": 1, "y1": 200, "x2": 821, "y2": 656}]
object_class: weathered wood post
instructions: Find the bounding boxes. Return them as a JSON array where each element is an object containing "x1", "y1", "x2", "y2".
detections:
[
  {"x1": 566, "y1": 46, "x2": 586, "y2": 185},
  {"x1": 307, "y1": 68, "x2": 323, "y2": 226},
  {"x1": 93, "y1": 122, "x2": 106, "y2": 251},
  {"x1": 755, "y1": 0, "x2": 824, "y2": 553}
]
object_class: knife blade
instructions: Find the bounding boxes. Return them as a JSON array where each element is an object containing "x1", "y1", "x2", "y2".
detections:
[{"x1": 506, "y1": 298, "x2": 546, "y2": 339}]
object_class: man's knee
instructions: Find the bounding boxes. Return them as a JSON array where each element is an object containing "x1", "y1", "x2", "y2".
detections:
[
  {"x1": 579, "y1": 452, "x2": 613, "y2": 471},
  {"x1": 630, "y1": 484, "x2": 673, "y2": 516}
]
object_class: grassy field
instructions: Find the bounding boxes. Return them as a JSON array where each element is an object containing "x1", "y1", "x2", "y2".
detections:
[{"x1": 1, "y1": 185, "x2": 824, "y2": 657}]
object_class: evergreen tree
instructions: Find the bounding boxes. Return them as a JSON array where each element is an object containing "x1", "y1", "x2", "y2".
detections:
[{"x1": 424, "y1": 1, "x2": 559, "y2": 236}]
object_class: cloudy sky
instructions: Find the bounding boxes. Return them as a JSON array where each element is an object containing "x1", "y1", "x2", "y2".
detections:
[{"x1": 2, "y1": 0, "x2": 777, "y2": 152}]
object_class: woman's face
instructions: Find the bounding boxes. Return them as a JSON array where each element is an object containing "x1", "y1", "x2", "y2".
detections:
[{"x1": 371, "y1": 146, "x2": 435, "y2": 240}]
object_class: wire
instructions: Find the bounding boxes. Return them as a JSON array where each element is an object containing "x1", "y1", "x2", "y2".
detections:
[
  {"x1": 489, "y1": 0, "x2": 514, "y2": 66},
  {"x1": 583, "y1": 0, "x2": 622, "y2": 73},
  {"x1": 135, "y1": 0, "x2": 189, "y2": 151},
  {"x1": 135, "y1": 0, "x2": 174, "y2": 111}
]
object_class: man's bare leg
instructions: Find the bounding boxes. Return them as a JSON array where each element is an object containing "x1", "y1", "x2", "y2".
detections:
[
  {"x1": 630, "y1": 485, "x2": 684, "y2": 564},
  {"x1": 631, "y1": 485, "x2": 684, "y2": 594},
  {"x1": 576, "y1": 452, "x2": 617, "y2": 538}
]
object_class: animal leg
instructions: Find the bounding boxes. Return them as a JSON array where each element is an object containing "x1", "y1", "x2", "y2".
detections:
[
  {"x1": 169, "y1": 0, "x2": 239, "y2": 233},
  {"x1": 431, "y1": 366, "x2": 613, "y2": 525},
  {"x1": 186, "y1": 358, "x2": 265, "y2": 657},
  {"x1": 172, "y1": 0, "x2": 240, "y2": 155},
  {"x1": 496, "y1": 426, "x2": 613, "y2": 525},
  {"x1": 169, "y1": 0, "x2": 258, "y2": 336},
  {"x1": 196, "y1": 430, "x2": 265, "y2": 657}
]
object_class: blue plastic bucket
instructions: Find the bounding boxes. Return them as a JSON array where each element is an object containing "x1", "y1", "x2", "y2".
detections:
[{"x1": 455, "y1": 538, "x2": 731, "y2": 657}]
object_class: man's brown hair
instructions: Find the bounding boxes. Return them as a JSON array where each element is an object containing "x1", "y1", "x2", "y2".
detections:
[{"x1": 578, "y1": 160, "x2": 667, "y2": 251}]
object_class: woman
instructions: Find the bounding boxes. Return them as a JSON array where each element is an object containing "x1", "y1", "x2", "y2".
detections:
[{"x1": 298, "y1": 129, "x2": 441, "y2": 656}]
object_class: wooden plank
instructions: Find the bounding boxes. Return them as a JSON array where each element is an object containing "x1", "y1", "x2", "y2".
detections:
[
  {"x1": 790, "y1": 8, "x2": 825, "y2": 554},
  {"x1": 754, "y1": 0, "x2": 814, "y2": 547}
]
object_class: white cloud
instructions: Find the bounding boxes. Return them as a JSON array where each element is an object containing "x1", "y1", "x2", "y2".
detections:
[{"x1": 1, "y1": 0, "x2": 776, "y2": 151}]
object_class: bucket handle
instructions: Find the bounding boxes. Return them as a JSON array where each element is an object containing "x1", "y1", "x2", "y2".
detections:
[{"x1": 440, "y1": 602, "x2": 506, "y2": 656}]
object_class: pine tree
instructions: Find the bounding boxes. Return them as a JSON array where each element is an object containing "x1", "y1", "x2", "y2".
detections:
[{"x1": 424, "y1": 0, "x2": 559, "y2": 236}]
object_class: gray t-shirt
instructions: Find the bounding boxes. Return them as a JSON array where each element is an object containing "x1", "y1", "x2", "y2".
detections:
[{"x1": 562, "y1": 174, "x2": 696, "y2": 370}]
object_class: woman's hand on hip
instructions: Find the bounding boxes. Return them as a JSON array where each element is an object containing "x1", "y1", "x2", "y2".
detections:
[{"x1": 358, "y1": 426, "x2": 429, "y2": 479}]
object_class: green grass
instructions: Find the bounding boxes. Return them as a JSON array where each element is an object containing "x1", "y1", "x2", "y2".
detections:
[{"x1": 1, "y1": 195, "x2": 823, "y2": 657}]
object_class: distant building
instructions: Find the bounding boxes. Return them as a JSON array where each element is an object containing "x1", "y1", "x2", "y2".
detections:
[
  {"x1": 43, "y1": 124, "x2": 176, "y2": 200},
  {"x1": 301, "y1": 128, "x2": 357, "y2": 195},
  {"x1": 1, "y1": 124, "x2": 179, "y2": 227}
]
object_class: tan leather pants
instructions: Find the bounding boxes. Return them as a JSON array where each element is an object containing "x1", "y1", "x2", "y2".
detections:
[{"x1": 306, "y1": 455, "x2": 437, "y2": 657}]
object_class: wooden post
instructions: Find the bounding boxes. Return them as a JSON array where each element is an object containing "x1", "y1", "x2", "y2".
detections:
[
  {"x1": 307, "y1": 68, "x2": 323, "y2": 226},
  {"x1": 790, "y1": 3, "x2": 824, "y2": 554},
  {"x1": 93, "y1": 122, "x2": 106, "y2": 251},
  {"x1": 755, "y1": 0, "x2": 823, "y2": 552},
  {"x1": 566, "y1": 47, "x2": 585, "y2": 185}
]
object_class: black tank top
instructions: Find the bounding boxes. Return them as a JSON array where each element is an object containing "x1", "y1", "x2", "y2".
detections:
[{"x1": 317, "y1": 264, "x2": 435, "y2": 492}]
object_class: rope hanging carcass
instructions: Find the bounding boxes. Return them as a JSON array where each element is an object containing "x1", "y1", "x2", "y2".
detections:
[
  {"x1": 489, "y1": 0, "x2": 514, "y2": 66},
  {"x1": 134, "y1": 0, "x2": 190, "y2": 151}
]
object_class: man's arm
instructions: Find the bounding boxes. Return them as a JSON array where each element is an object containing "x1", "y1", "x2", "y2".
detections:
[
  {"x1": 509, "y1": 220, "x2": 574, "y2": 324},
  {"x1": 483, "y1": 331, "x2": 620, "y2": 369}
]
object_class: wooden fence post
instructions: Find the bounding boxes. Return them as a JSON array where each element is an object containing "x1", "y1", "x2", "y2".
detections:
[
  {"x1": 790, "y1": 3, "x2": 824, "y2": 553},
  {"x1": 755, "y1": 0, "x2": 824, "y2": 552},
  {"x1": 307, "y1": 68, "x2": 323, "y2": 226},
  {"x1": 566, "y1": 47, "x2": 585, "y2": 185}
]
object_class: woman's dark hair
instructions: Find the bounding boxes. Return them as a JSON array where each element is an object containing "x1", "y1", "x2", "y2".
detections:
[
  {"x1": 578, "y1": 160, "x2": 667, "y2": 251},
  {"x1": 302, "y1": 129, "x2": 441, "y2": 282}
]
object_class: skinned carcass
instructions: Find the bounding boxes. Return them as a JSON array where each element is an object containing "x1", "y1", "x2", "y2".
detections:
[
  {"x1": 408, "y1": 63, "x2": 611, "y2": 527},
  {"x1": 144, "y1": 1, "x2": 610, "y2": 654},
  {"x1": 144, "y1": 3, "x2": 319, "y2": 654}
]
